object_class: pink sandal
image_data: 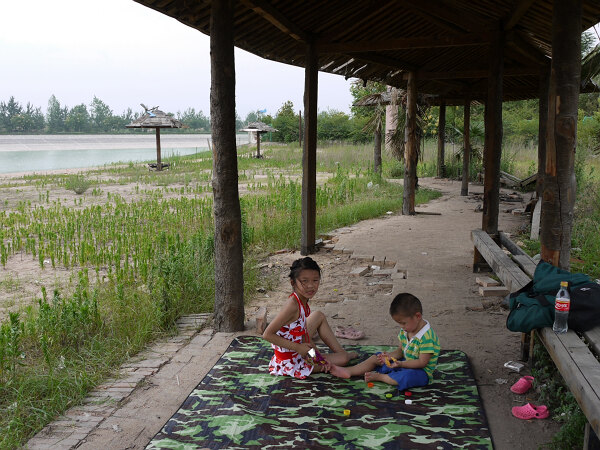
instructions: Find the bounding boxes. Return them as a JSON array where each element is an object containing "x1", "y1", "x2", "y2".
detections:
[
  {"x1": 512, "y1": 403, "x2": 549, "y2": 420},
  {"x1": 334, "y1": 326, "x2": 365, "y2": 340},
  {"x1": 510, "y1": 375, "x2": 534, "y2": 394}
]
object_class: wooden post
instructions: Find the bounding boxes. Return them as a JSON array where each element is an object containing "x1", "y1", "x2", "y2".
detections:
[
  {"x1": 385, "y1": 86, "x2": 398, "y2": 154},
  {"x1": 374, "y1": 126, "x2": 382, "y2": 175},
  {"x1": 536, "y1": 66, "x2": 550, "y2": 200},
  {"x1": 437, "y1": 100, "x2": 446, "y2": 178},
  {"x1": 461, "y1": 97, "x2": 471, "y2": 196},
  {"x1": 256, "y1": 132, "x2": 261, "y2": 158},
  {"x1": 298, "y1": 111, "x2": 302, "y2": 148},
  {"x1": 301, "y1": 39, "x2": 318, "y2": 255},
  {"x1": 474, "y1": 28, "x2": 503, "y2": 272},
  {"x1": 210, "y1": 0, "x2": 245, "y2": 332},
  {"x1": 155, "y1": 127, "x2": 162, "y2": 171},
  {"x1": 482, "y1": 29, "x2": 504, "y2": 235},
  {"x1": 403, "y1": 71, "x2": 417, "y2": 215},
  {"x1": 540, "y1": 0, "x2": 581, "y2": 270}
]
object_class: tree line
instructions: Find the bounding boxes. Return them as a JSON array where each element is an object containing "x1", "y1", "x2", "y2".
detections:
[
  {"x1": 2, "y1": 86, "x2": 598, "y2": 150},
  {"x1": 0, "y1": 95, "x2": 211, "y2": 134}
]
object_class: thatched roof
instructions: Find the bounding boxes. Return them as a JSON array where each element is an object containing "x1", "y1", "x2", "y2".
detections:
[
  {"x1": 126, "y1": 107, "x2": 182, "y2": 129},
  {"x1": 239, "y1": 121, "x2": 277, "y2": 133},
  {"x1": 132, "y1": 1, "x2": 600, "y2": 103}
]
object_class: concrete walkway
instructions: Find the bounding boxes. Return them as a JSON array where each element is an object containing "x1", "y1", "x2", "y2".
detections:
[{"x1": 27, "y1": 178, "x2": 557, "y2": 449}]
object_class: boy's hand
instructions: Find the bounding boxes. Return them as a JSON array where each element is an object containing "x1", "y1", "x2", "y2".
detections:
[{"x1": 376, "y1": 352, "x2": 389, "y2": 366}]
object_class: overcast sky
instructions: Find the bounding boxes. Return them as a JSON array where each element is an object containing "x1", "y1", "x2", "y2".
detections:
[{"x1": 0, "y1": 0, "x2": 355, "y2": 119}]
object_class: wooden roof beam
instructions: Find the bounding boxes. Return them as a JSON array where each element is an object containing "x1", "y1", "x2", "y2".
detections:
[
  {"x1": 508, "y1": 31, "x2": 551, "y2": 65},
  {"x1": 240, "y1": 0, "x2": 308, "y2": 42},
  {"x1": 401, "y1": 67, "x2": 540, "y2": 80},
  {"x1": 402, "y1": 0, "x2": 492, "y2": 34},
  {"x1": 317, "y1": 32, "x2": 491, "y2": 53},
  {"x1": 352, "y1": 52, "x2": 417, "y2": 72},
  {"x1": 503, "y1": 0, "x2": 537, "y2": 31}
]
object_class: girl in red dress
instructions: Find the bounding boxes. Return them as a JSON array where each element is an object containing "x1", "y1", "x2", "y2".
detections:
[{"x1": 263, "y1": 257, "x2": 357, "y2": 379}]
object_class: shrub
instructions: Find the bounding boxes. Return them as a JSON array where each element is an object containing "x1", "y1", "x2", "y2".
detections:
[{"x1": 65, "y1": 175, "x2": 92, "y2": 195}]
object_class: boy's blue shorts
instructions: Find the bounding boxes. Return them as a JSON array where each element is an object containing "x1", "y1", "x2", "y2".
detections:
[{"x1": 375, "y1": 356, "x2": 429, "y2": 391}]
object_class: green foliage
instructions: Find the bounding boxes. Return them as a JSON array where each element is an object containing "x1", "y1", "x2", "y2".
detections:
[
  {"x1": 177, "y1": 107, "x2": 210, "y2": 131},
  {"x1": 317, "y1": 109, "x2": 352, "y2": 141},
  {"x1": 272, "y1": 101, "x2": 299, "y2": 143},
  {"x1": 64, "y1": 175, "x2": 92, "y2": 194}
]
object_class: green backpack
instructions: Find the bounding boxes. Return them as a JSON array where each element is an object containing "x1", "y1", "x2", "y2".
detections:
[{"x1": 506, "y1": 261, "x2": 590, "y2": 333}]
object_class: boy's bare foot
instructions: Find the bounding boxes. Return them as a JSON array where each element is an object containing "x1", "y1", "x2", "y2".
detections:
[
  {"x1": 364, "y1": 371, "x2": 386, "y2": 383},
  {"x1": 329, "y1": 365, "x2": 351, "y2": 379}
]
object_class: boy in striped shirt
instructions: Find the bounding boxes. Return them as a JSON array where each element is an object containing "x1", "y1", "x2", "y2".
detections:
[{"x1": 337, "y1": 293, "x2": 440, "y2": 390}]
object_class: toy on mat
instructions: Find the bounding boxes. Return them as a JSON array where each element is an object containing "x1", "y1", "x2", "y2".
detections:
[{"x1": 307, "y1": 348, "x2": 328, "y2": 366}]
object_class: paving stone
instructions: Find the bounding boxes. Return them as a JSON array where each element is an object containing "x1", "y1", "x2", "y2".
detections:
[
  {"x1": 479, "y1": 286, "x2": 509, "y2": 297},
  {"x1": 332, "y1": 245, "x2": 345, "y2": 254},
  {"x1": 350, "y1": 254, "x2": 373, "y2": 262},
  {"x1": 350, "y1": 266, "x2": 369, "y2": 276},
  {"x1": 476, "y1": 276, "x2": 500, "y2": 287},
  {"x1": 373, "y1": 268, "x2": 397, "y2": 277},
  {"x1": 189, "y1": 333, "x2": 212, "y2": 347},
  {"x1": 342, "y1": 248, "x2": 353, "y2": 254}
]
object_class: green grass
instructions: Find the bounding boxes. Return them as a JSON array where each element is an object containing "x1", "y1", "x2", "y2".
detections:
[{"x1": 0, "y1": 142, "x2": 441, "y2": 447}]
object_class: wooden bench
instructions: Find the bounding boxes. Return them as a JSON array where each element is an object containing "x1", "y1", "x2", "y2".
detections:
[{"x1": 471, "y1": 229, "x2": 600, "y2": 448}]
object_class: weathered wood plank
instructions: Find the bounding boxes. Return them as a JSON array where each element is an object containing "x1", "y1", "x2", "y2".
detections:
[
  {"x1": 513, "y1": 254, "x2": 537, "y2": 278},
  {"x1": 583, "y1": 326, "x2": 600, "y2": 356},
  {"x1": 471, "y1": 229, "x2": 531, "y2": 292},
  {"x1": 539, "y1": 328, "x2": 600, "y2": 439}
]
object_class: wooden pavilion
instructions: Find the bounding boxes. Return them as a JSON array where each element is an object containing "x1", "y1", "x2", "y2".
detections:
[
  {"x1": 239, "y1": 121, "x2": 277, "y2": 158},
  {"x1": 132, "y1": 0, "x2": 600, "y2": 330},
  {"x1": 126, "y1": 105, "x2": 182, "y2": 171}
]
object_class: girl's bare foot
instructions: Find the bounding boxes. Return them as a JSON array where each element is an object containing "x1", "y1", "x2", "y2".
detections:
[
  {"x1": 329, "y1": 365, "x2": 351, "y2": 379},
  {"x1": 345, "y1": 350, "x2": 359, "y2": 361}
]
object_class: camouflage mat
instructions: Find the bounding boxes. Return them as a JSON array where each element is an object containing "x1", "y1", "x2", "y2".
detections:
[{"x1": 147, "y1": 336, "x2": 492, "y2": 449}]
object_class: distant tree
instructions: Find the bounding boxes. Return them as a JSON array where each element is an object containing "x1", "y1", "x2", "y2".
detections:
[
  {"x1": 317, "y1": 109, "x2": 351, "y2": 141},
  {"x1": 178, "y1": 108, "x2": 210, "y2": 131},
  {"x1": 272, "y1": 100, "x2": 299, "y2": 142},
  {"x1": 65, "y1": 104, "x2": 90, "y2": 132},
  {"x1": 89, "y1": 96, "x2": 113, "y2": 132},
  {"x1": 26, "y1": 103, "x2": 45, "y2": 132},
  {"x1": 47, "y1": 95, "x2": 67, "y2": 133}
]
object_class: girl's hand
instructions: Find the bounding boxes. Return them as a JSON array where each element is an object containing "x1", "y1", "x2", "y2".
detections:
[{"x1": 296, "y1": 342, "x2": 314, "y2": 359}]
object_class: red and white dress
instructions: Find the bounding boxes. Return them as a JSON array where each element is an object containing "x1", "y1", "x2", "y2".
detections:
[{"x1": 268, "y1": 292, "x2": 313, "y2": 379}]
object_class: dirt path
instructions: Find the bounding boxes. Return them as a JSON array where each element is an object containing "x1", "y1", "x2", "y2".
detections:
[{"x1": 28, "y1": 178, "x2": 558, "y2": 449}]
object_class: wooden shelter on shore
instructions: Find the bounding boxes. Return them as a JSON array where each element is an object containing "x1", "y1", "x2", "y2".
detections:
[
  {"x1": 132, "y1": 0, "x2": 600, "y2": 329},
  {"x1": 126, "y1": 105, "x2": 182, "y2": 171},
  {"x1": 239, "y1": 121, "x2": 277, "y2": 158}
]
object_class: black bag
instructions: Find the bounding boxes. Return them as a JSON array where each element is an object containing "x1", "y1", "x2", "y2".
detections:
[{"x1": 568, "y1": 282, "x2": 600, "y2": 332}]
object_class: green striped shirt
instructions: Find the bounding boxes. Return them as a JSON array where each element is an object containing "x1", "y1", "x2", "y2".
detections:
[{"x1": 398, "y1": 320, "x2": 441, "y2": 381}]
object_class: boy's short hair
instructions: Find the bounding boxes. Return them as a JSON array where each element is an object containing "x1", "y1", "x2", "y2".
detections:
[{"x1": 389, "y1": 293, "x2": 423, "y2": 317}]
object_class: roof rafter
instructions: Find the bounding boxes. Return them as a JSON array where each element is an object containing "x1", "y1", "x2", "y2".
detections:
[
  {"x1": 401, "y1": 67, "x2": 540, "y2": 80},
  {"x1": 317, "y1": 32, "x2": 491, "y2": 53},
  {"x1": 504, "y1": 0, "x2": 537, "y2": 31},
  {"x1": 401, "y1": 0, "x2": 492, "y2": 34},
  {"x1": 239, "y1": 0, "x2": 308, "y2": 42}
]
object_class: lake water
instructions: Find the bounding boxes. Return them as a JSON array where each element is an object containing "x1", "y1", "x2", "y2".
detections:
[{"x1": 0, "y1": 134, "x2": 249, "y2": 174}]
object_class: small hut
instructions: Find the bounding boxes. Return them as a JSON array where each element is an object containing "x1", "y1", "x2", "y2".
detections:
[
  {"x1": 239, "y1": 121, "x2": 277, "y2": 158},
  {"x1": 126, "y1": 104, "x2": 182, "y2": 170}
]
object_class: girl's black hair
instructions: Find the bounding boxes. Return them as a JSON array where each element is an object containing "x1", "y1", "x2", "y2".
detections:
[{"x1": 289, "y1": 257, "x2": 321, "y2": 282}]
